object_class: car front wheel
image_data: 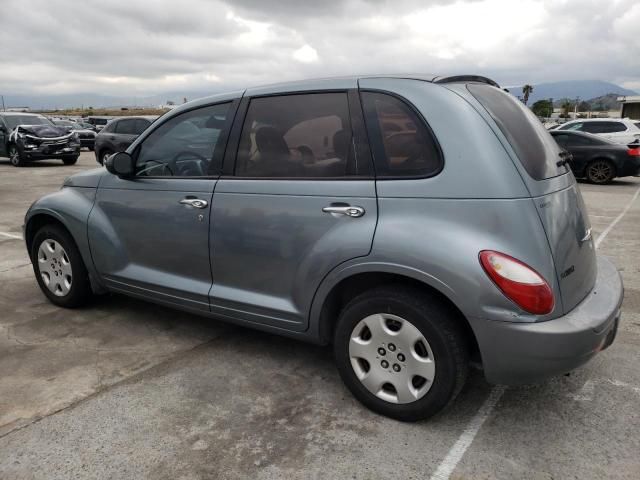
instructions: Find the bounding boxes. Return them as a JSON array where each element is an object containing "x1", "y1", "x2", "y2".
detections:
[
  {"x1": 99, "y1": 149, "x2": 113, "y2": 165},
  {"x1": 8, "y1": 144, "x2": 25, "y2": 167},
  {"x1": 334, "y1": 286, "x2": 469, "y2": 421},
  {"x1": 31, "y1": 224, "x2": 92, "y2": 308}
]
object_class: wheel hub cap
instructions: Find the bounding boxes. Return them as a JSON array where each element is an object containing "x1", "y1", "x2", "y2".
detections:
[
  {"x1": 349, "y1": 313, "x2": 436, "y2": 404},
  {"x1": 37, "y1": 239, "x2": 72, "y2": 297}
]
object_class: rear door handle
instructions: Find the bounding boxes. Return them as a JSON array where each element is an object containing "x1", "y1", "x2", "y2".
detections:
[
  {"x1": 322, "y1": 205, "x2": 365, "y2": 218},
  {"x1": 179, "y1": 198, "x2": 208, "y2": 209}
]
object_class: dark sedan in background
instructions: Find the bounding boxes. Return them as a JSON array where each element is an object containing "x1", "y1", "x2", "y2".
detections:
[
  {"x1": 550, "y1": 130, "x2": 640, "y2": 184},
  {"x1": 94, "y1": 116, "x2": 156, "y2": 164},
  {"x1": 52, "y1": 119, "x2": 97, "y2": 151}
]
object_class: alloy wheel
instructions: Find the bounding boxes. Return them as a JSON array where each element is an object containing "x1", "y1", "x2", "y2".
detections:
[
  {"x1": 349, "y1": 313, "x2": 436, "y2": 404},
  {"x1": 9, "y1": 146, "x2": 20, "y2": 166},
  {"x1": 587, "y1": 161, "x2": 614, "y2": 184},
  {"x1": 37, "y1": 239, "x2": 73, "y2": 297}
]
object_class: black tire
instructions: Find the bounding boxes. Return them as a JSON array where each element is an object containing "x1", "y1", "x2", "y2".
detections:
[
  {"x1": 586, "y1": 159, "x2": 616, "y2": 184},
  {"x1": 334, "y1": 286, "x2": 469, "y2": 422},
  {"x1": 63, "y1": 155, "x2": 79, "y2": 165},
  {"x1": 8, "y1": 144, "x2": 25, "y2": 167},
  {"x1": 99, "y1": 149, "x2": 113, "y2": 165},
  {"x1": 31, "y1": 224, "x2": 92, "y2": 308}
]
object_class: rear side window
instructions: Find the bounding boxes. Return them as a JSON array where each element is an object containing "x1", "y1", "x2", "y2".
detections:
[
  {"x1": 115, "y1": 119, "x2": 137, "y2": 134},
  {"x1": 134, "y1": 119, "x2": 151, "y2": 135},
  {"x1": 582, "y1": 122, "x2": 626, "y2": 134},
  {"x1": 235, "y1": 93, "x2": 359, "y2": 178},
  {"x1": 468, "y1": 84, "x2": 567, "y2": 180},
  {"x1": 361, "y1": 92, "x2": 442, "y2": 178}
]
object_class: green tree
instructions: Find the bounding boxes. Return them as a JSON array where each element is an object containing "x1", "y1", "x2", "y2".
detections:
[
  {"x1": 522, "y1": 84, "x2": 534, "y2": 105},
  {"x1": 531, "y1": 99, "x2": 553, "y2": 118},
  {"x1": 560, "y1": 98, "x2": 573, "y2": 118},
  {"x1": 578, "y1": 101, "x2": 591, "y2": 112}
]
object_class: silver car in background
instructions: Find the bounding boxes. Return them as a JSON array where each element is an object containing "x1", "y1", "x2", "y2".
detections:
[{"x1": 24, "y1": 74, "x2": 623, "y2": 421}]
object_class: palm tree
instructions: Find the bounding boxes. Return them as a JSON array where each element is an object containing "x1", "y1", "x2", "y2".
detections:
[{"x1": 522, "y1": 84, "x2": 534, "y2": 105}]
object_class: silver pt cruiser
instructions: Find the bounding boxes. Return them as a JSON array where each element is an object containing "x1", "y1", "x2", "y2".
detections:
[{"x1": 24, "y1": 74, "x2": 623, "y2": 421}]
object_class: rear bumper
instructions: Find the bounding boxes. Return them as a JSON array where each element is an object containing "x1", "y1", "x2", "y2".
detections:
[{"x1": 471, "y1": 255, "x2": 623, "y2": 385}]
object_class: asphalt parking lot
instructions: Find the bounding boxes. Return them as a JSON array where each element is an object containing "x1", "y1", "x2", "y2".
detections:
[{"x1": 1, "y1": 151, "x2": 639, "y2": 480}]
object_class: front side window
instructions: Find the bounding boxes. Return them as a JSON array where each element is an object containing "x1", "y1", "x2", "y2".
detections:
[
  {"x1": 135, "y1": 103, "x2": 231, "y2": 177},
  {"x1": 235, "y1": 93, "x2": 356, "y2": 178},
  {"x1": 559, "y1": 122, "x2": 583, "y2": 131},
  {"x1": 361, "y1": 92, "x2": 442, "y2": 177}
]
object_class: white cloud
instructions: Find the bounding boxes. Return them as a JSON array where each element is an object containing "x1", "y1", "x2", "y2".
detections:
[
  {"x1": 0, "y1": 0, "x2": 637, "y2": 98},
  {"x1": 292, "y1": 44, "x2": 319, "y2": 63}
]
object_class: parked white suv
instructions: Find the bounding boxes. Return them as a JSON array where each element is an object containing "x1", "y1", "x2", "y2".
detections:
[{"x1": 557, "y1": 118, "x2": 640, "y2": 145}]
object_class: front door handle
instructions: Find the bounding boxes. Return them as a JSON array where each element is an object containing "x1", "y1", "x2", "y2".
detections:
[
  {"x1": 179, "y1": 198, "x2": 208, "y2": 209},
  {"x1": 322, "y1": 205, "x2": 365, "y2": 218}
]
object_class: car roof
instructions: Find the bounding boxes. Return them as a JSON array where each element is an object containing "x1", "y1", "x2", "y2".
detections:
[
  {"x1": 563, "y1": 118, "x2": 628, "y2": 123},
  {"x1": 0, "y1": 112, "x2": 44, "y2": 117},
  {"x1": 551, "y1": 129, "x2": 617, "y2": 145},
  {"x1": 165, "y1": 73, "x2": 499, "y2": 118}
]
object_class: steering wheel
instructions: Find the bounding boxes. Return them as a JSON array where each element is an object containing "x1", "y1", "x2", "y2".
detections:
[{"x1": 167, "y1": 150, "x2": 209, "y2": 176}]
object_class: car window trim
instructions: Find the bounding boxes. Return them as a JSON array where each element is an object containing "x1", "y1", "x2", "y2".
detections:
[
  {"x1": 221, "y1": 89, "x2": 375, "y2": 180},
  {"x1": 128, "y1": 98, "x2": 240, "y2": 180},
  {"x1": 359, "y1": 88, "x2": 445, "y2": 181}
]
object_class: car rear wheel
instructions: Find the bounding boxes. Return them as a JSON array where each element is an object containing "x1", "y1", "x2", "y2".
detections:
[
  {"x1": 99, "y1": 149, "x2": 113, "y2": 165},
  {"x1": 334, "y1": 286, "x2": 469, "y2": 421},
  {"x1": 63, "y1": 155, "x2": 79, "y2": 165},
  {"x1": 586, "y1": 159, "x2": 615, "y2": 184},
  {"x1": 31, "y1": 224, "x2": 92, "y2": 308},
  {"x1": 8, "y1": 145, "x2": 25, "y2": 167}
]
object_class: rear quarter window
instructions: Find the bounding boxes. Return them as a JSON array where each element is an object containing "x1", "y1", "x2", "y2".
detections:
[{"x1": 468, "y1": 84, "x2": 567, "y2": 180}]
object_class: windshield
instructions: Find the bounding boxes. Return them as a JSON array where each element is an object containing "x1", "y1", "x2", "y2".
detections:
[
  {"x1": 54, "y1": 120, "x2": 75, "y2": 127},
  {"x1": 4, "y1": 115, "x2": 53, "y2": 130}
]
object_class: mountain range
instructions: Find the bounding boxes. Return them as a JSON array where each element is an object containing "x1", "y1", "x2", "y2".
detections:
[
  {"x1": 505, "y1": 80, "x2": 637, "y2": 104},
  {"x1": 1, "y1": 80, "x2": 637, "y2": 110}
]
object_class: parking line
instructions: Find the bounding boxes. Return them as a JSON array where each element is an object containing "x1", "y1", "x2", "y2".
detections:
[
  {"x1": 430, "y1": 182, "x2": 640, "y2": 480},
  {"x1": 0, "y1": 231, "x2": 23, "y2": 240},
  {"x1": 429, "y1": 386, "x2": 506, "y2": 480},
  {"x1": 594, "y1": 184, "x2": 640, "y2": 249}
]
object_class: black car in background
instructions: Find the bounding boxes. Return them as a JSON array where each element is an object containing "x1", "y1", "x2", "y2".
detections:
[
  {"x1": 94, "y1": 116, "x2": 156, "y2": 164},
  {"x1": 550, "y1": 130, "x2": 640, "y2": 184},
  {"x1": 52, "y1": 119, "x2": 97, "y2": 151},
  {"x1": 0, "y1": 112, "x2": 81, "y2": 167}
]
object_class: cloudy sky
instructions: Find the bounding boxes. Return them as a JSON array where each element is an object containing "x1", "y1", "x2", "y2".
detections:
[{"x1": 1, "y1": 0, "x2": 639, "y2": 96}]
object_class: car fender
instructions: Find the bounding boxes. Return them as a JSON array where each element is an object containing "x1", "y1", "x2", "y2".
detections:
[
  {"x1": 24, "y1": 187, "x2": 106, "y2": 293},
  {"x1": 307, "y1": 259, "x2": 460, "y2": 343}
]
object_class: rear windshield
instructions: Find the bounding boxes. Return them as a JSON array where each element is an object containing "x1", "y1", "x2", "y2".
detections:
[{"x1": 468, "y1": 84, "x2": 568, "y2": 180}]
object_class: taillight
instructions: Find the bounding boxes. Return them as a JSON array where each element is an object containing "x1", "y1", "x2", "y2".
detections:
[
  {"x1": 479, "y1": 250, "x2": 554, "y2": 315},
  {"x1": 628, "y1": 148, "x2": 640, "y2": 157}
]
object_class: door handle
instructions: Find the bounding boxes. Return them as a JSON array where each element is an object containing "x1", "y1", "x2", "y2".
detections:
[
  {"x1": 322, "y1": 205, "x2": 365, "y2": 218},
  {"x1": 179, "y1": 198, "x2": 208, "y2": 209}
]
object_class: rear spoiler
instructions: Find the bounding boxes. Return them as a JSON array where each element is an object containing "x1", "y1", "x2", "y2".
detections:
[{"x1": 433, "y1": 75, "x2": 500, "y2": 88}]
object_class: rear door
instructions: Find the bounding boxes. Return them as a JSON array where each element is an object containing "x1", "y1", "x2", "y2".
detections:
[
  {"x1": 209, "y1": 90, "x2": 376, "y2": 330},
  {"x1": 467, "y1": 83, "x2": 597, "y2": 313}
]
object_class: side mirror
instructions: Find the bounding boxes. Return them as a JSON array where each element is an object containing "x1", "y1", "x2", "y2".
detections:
[{"x1": 105, "y1": 151, "x2": 135, "y2": 178}]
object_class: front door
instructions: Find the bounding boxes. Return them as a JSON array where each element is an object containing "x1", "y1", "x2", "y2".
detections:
[
  {"x1": 88, "y1": 101, "x2": 237, "y2": 311},
  {"x1": 209, "y1": 90, "x2": 377, "y2": 330}
]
